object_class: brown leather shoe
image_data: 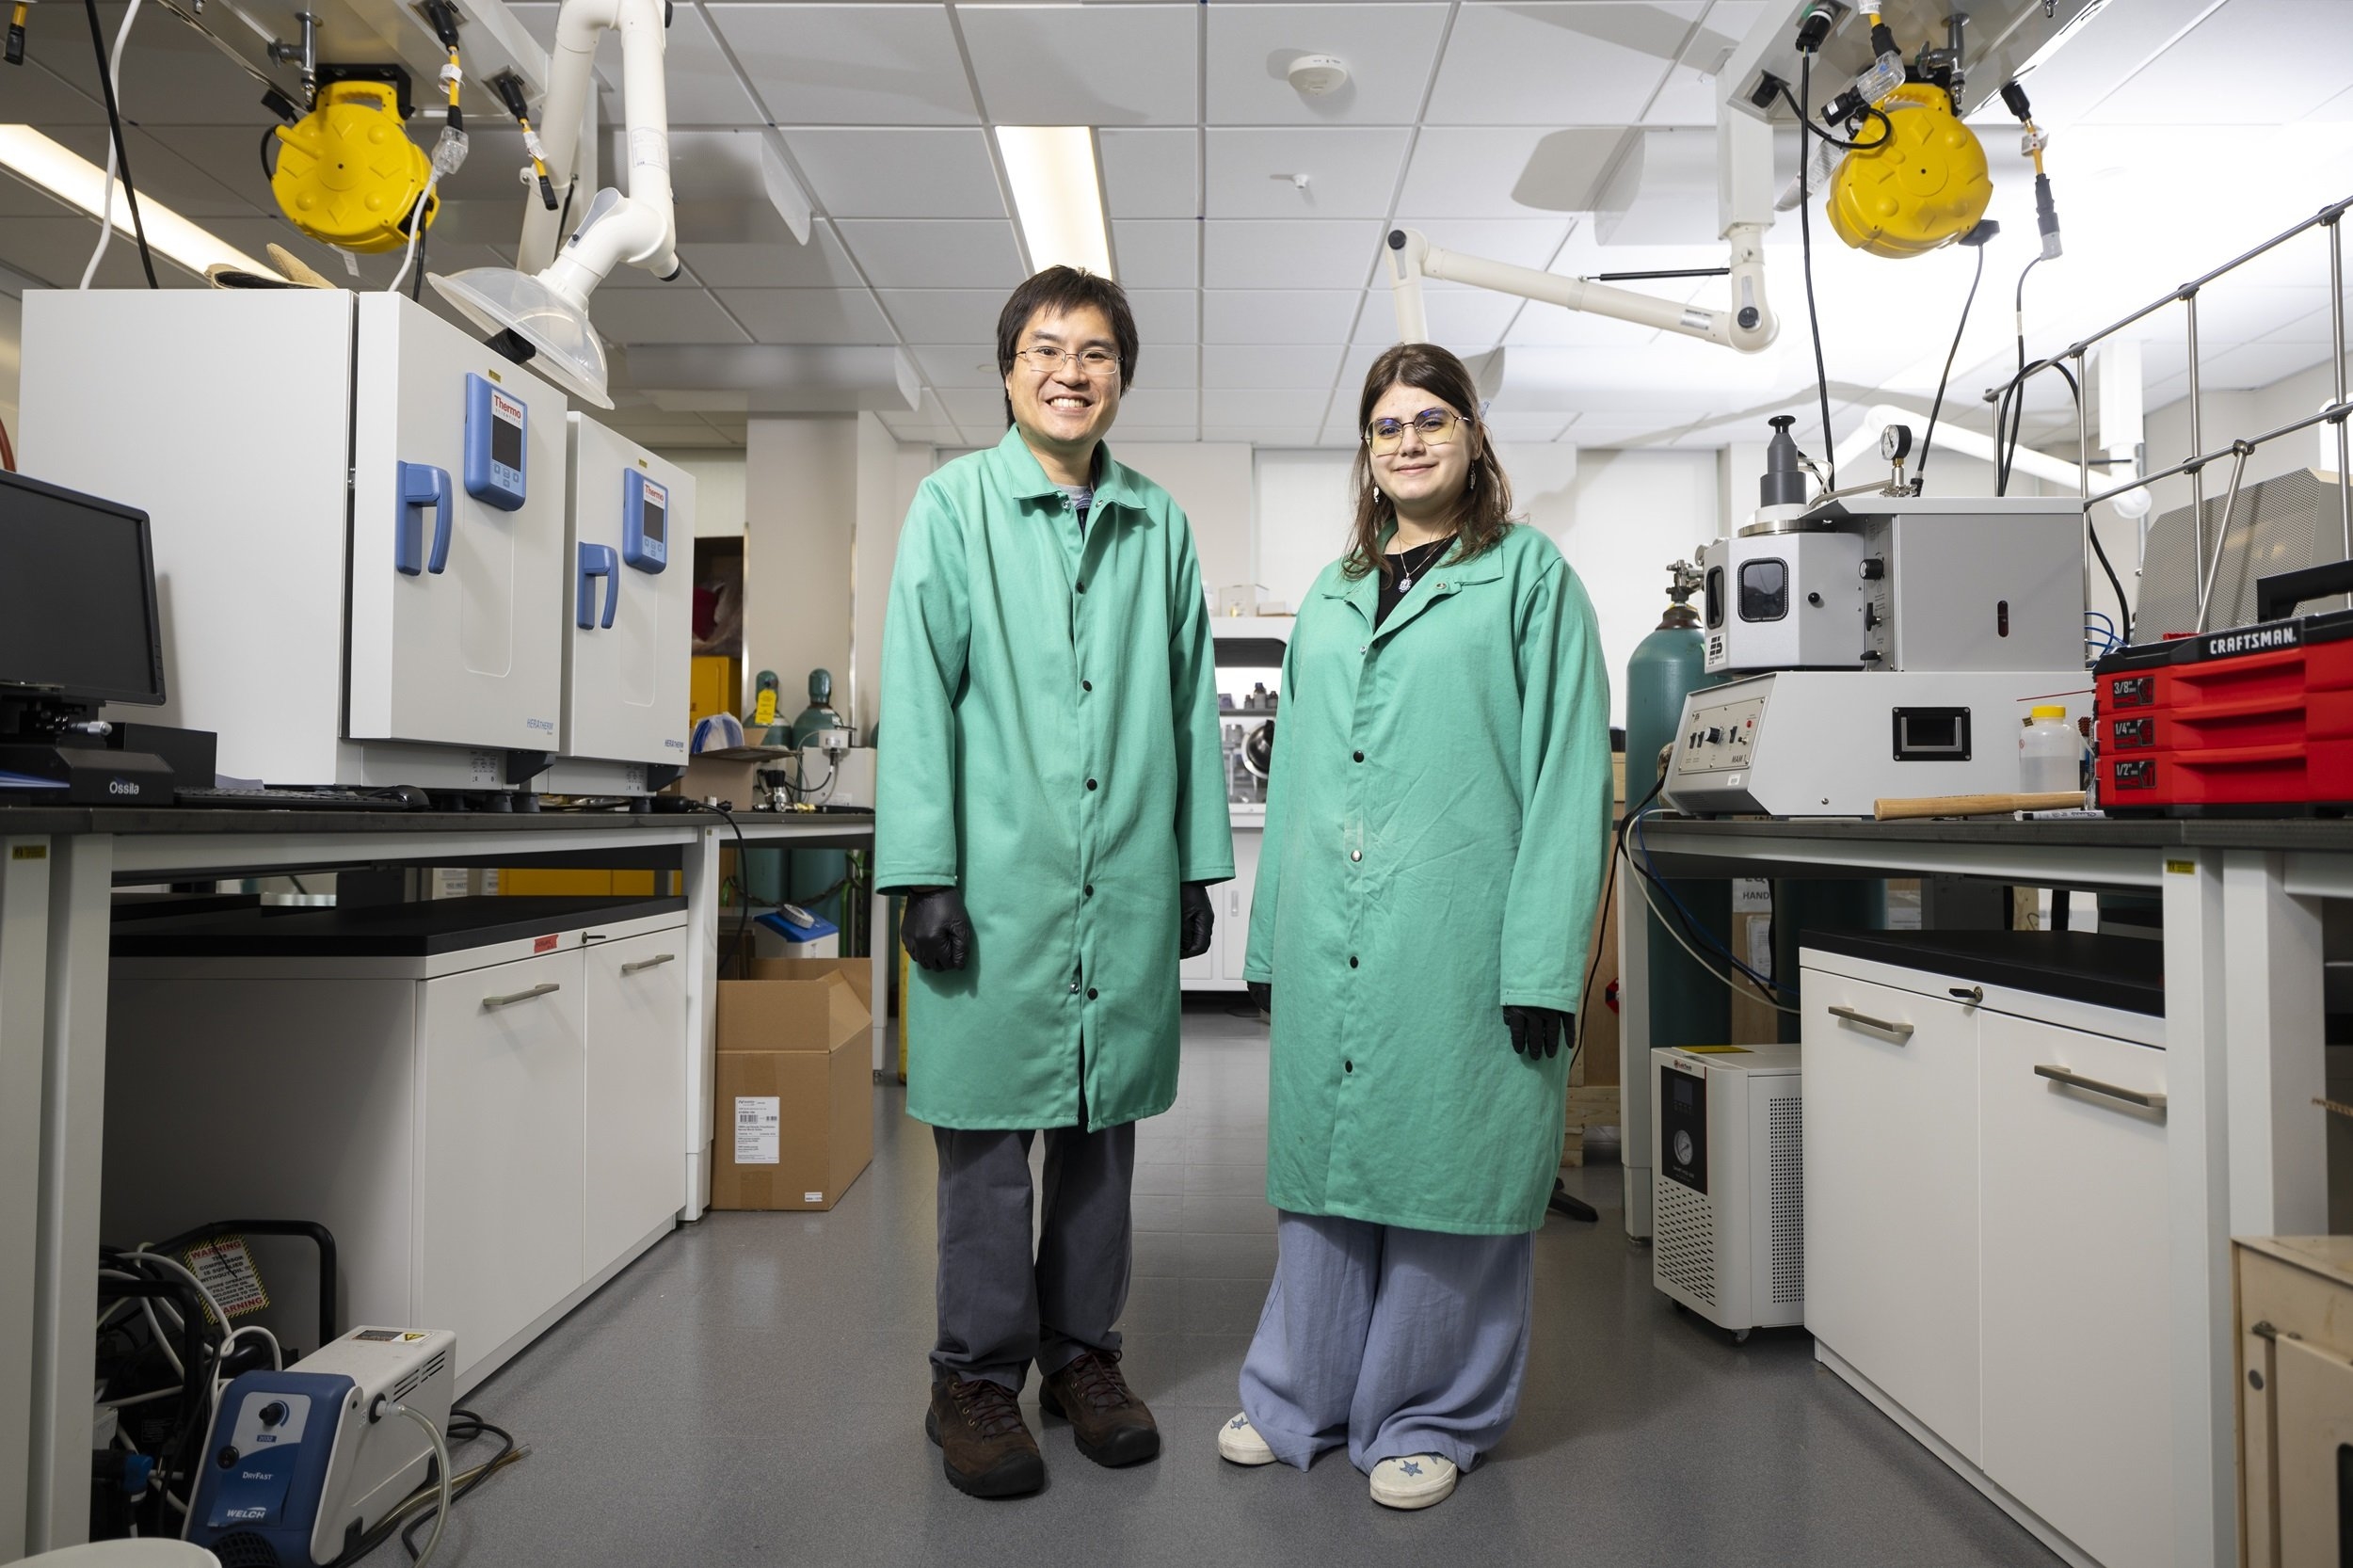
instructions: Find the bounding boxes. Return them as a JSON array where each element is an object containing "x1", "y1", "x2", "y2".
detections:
[
  {"x1": 926, "y1": 1376, "x2": 1045, "y2": 1498},
  {"x1": 1038, "y1": 1349, "x2": 1161, "y2": 1467}
]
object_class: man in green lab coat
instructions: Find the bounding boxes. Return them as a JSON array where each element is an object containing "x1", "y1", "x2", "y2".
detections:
[{"x1": 877, "y1": 266, "x2": 1233, "y2": 1500}]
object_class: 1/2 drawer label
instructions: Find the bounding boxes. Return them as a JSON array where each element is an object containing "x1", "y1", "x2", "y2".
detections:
[{"x1": 2113, "y1": 759, "x2": 2156, "y2": 791}]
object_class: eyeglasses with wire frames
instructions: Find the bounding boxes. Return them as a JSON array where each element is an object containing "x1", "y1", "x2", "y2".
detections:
[
  {"x1": 1014, "y1": 344, "x2": 1122, "y2": 377},
  {"x1": 1366, "y1": 407, "x2": 1465, "y2": 454}
]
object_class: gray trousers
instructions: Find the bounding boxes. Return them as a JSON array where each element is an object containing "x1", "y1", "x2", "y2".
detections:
[
  {"x1": 932, "y1": 1120, "x2": 1137, "y2": 1392},
  {"x1": 1239, "y1": 1211, "x2": 1535, "y2": 1474}
]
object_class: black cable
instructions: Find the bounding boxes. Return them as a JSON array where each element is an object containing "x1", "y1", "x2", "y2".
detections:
[
  {"x1": 411, "y1": 214, "x2": 428, "y2": 301},
  {"x1": 1914, "y1": 241, "x2": 1986, "y2": 488},
  {"x1": 400, "y1": 1410, "x2": 517, "y2": 1561},
  {"x1": 1790, "y1": 51, "x2": 1838, "y2": 490},
  {"x1": 698, "y1": 801, "x2": 756, "y2": 978},
  {"x1": 257, "y1": 122, "x2": 280, "y2": 183},
  {"x1": 1996, "y1": 253, "x2": 2049, "y2": 495},
  {"x1": 1779, "y1": 86, "x2": 1895, "y2": 153},
  {"x1": 81, "y1": 0, "x2": 157, "y2": 288},
  {"x1": 1614, "y1": 768, "x2": 1787, "y2": 999}
]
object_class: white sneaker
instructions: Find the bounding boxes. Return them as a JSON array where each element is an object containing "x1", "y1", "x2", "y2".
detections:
[
  {"x1": 1369, "y1": 1454, "x2": 1458, "y2": 1510},
  {"x1": 1217, "y1": 1412, "x2": 1277, "y2": 1465}
]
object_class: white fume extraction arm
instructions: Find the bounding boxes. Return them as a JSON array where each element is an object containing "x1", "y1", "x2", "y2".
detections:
[
  {"x1": 1385, "y1": 112, "x2": 1778, "y2": 356},
  {"x1": 429, "y1": 0, "x2": 679, "y2": 408}
]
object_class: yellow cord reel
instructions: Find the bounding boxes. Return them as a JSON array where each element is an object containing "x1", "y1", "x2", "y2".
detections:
[
  {"x1": 270, "y1": 81, "x2": 438, "y2": 254},
  {"x1": 1828, "y1": 83, "x2": 1993, "y2": 259}
]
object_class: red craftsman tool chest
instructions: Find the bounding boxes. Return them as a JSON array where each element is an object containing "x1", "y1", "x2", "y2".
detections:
[{"x1": 2095, "y1": 611, "x2": 2353, "y2": 814}]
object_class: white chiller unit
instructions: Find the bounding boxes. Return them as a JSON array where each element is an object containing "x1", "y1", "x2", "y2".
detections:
[
  {"x1": 20, "y1": 290, "x2": 690, "y2": 793},
  {"x1": 1652, "y1": 1044, "x2": 1804, "y2": 1338}
]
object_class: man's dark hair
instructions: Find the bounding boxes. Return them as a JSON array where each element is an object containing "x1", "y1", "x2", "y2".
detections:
[{"x1": 996, "y1": 266, "x2": 1139, "y2": 426}]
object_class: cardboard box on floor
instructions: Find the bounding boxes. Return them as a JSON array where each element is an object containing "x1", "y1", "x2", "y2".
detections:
[{"x1": 712, "y1": 958, "x2": 873, "y2": 1211}]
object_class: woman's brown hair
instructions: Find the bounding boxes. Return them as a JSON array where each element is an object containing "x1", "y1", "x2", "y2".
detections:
[{"x1": 1343, "y1": 342, "x2": 1514, "y2": 581}]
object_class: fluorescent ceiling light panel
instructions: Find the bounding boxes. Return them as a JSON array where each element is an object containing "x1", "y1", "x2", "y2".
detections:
[
  {"x1": 995, "y1": 126, "x2": 1112, "y2": 279},
  {"x1": 0, "y1": 124, "x2": 278, "y2": 280}
]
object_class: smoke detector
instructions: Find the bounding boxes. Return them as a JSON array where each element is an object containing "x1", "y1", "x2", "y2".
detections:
[{"x1": 1287, "y1": 55, "x2": 1349, "y2": 96}]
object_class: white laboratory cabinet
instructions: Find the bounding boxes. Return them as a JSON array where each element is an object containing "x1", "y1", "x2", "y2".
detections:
[
  {"x1": 21, "y1": 291, "x2": 569, "y2": 791},
  {"x1": 543, "y1": 415, "x2": 696, "y2": 794},
  {"x1": 1801, "y1": 935, "x2": 2169, "y2": 1568},
  {"x1": 101, "y1": 900, "x2": 688, "y2": 1389}
]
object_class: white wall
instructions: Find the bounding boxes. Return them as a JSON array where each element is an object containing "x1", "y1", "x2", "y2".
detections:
[
  {"x1": 744, "y1": 417, "x2": 856, "y2": 709},
  {"x1": 664, "y1": 451, "x2": 746, "y2": 536},
  {"x1": 0, "y1": 287, "x2": 20, "y2": 467},
  {"x1": 1556, "y1": 449, "x2": 1718, "y2": 728},
  {"x1": 1112, "y1": 442, "x2": 1253, "y2": 597}
]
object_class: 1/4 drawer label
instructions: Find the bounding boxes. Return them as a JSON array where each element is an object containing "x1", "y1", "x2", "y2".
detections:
[{"x1": 2109, "y1": 716, "x2": 2153, "y2": 749}]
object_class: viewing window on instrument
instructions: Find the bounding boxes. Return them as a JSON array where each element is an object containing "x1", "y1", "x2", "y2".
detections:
[{"x1": 1738, "y1": 559, "x2": 1788, "y2": 622}]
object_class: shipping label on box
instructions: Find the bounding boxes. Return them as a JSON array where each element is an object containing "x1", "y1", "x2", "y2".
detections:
[{"x1": 734, "y1": 1096, "x2": 780, "y2": 1165}]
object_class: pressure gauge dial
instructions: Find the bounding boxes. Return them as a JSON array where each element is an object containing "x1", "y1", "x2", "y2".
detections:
[{"x1": 1881, "y1": 423, "x2": 1914, "y2": 465}]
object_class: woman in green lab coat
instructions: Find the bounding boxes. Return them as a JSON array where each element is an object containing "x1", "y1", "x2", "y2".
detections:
[{"x1": 1218, "y1": 343, "x2": 1612, "y2": 1512}]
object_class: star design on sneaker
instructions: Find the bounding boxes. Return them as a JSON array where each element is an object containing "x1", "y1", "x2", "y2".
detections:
[
  {"x1": 1400, "y1": 1460, "x2": 1424, "y2": 1478},
  {"x1": 1228, "y1": 1416, "x2": 1250, "y2": 1431}
]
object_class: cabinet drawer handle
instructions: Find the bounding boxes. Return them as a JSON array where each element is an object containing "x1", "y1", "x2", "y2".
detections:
[
  {"x1": 621, "y1": 953, "x2": 677, "y2": 975},
  {"x1": 483, "y1": 982, "x2": 561, "y2": 1010},
  {"x1": 1828, "y1": 1004, "x2": 1913, "y2": 1042},
  {"x1": 2035, "y1": 1064, "x2": 2167, "y2": 1113},
  {"x1": 1948, "y1": 985, "x2": 1984, "y2": 1005}
]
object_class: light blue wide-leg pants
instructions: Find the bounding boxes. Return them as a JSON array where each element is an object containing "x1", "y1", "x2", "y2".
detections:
[{"x1": 1238, "y1": 1210, "x2": 1534, "y2": 1474}]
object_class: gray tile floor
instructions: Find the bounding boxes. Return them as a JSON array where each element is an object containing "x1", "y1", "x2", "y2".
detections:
[{"x1": 377, "y1": 1004, "x2": 2060, "y2": 1567}]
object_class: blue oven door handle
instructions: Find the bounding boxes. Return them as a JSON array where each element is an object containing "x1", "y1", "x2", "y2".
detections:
[
  {"x1": 577, "y1": 543, "x2": 620, "y2": 630},
  {"x1": 395, "y1": 461, "x2": 455, "y2": 576}
]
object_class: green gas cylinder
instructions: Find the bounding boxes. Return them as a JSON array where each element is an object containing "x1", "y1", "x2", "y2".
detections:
[{"x1": 1625, "y1": 563, "x2": 1733, "y2": 1048}]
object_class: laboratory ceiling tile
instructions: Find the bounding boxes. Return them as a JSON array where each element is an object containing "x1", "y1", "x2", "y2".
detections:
[
  {"x1": 936, "y1": 388, "x2": 1022, "y2": 427},
  {"x1": 1505, "y1": 300, "x2": 1664, "y2": 347},
  {"x1": 1132, "y1": 346, "x2": 1201, "y2": 390},
  {"x1": 1205, "y1": 425, "x2": 1324, "y2": 445},
  {"x1": 591, "y1": 289, "x2": 757, "y2": 346},
  {"x1": 1128, "y1": 289, "x2": 1203, "y2": 345},
  {"x1": 1111, "y1": 221, "x2": 1202, "y2": 289},
  {"x1": 833, "y1": 219, "x2": 1027, "y2": 290},
  {"x1": 781, "y1": 129, "x2": 1008, "y2": 219},
  {"x1": 1198, "y1": 389, "x2": 1337, "y2": 429},
  {"x1": 679, "y1": 229, "x2": 869, "y2": 291},
  {"x1": 1100, "y1": 130, "x2": 1202, "y2": 220},
  {"x1": 509, "y1": 3, "x2": 764, "y2": 126},
  {"x1": 36, "y1": 123, "x2": 264, "y2": 221},
  {"x1": 876, "y1": 290, "x2": 1010, "y2": 344},
  {"x1": 2085, "y1": 0, "x2": 2353, "y2": 127},
  {"x1": 0, "y1": 216, "x2": 206, "y2": 290},
  {"x1": 1116, "y1": 388, "x2": 1203, "y2": 426},
  {"x1": 1203, "y1": 128, "x2": 1414, "y2": 219},
  {"x1": 1203, "y1": 219, "x2": 1385, "y2": 291},
  {"x1": 1107, "y1": 425, "x2": 1205, "y2": 443},
  {"x1": 1204, "y1": 4, "x2": 1452, "y2": 127},
  {"x1": 34, "y1": 6, "x2": 278, "y2": 124},
  {"x1": 958, "y1": 4, "x2": 1201, "y2": 127},
  {"x1": 909, "y1": 345, "x2": 1004, "y2": 390},
  {"x1": 1395, "y1": 126, "x2": 1620, "y2": 219},
  {"x1": 1424, "y1": 3, "x2": 1702, "y2": 127},
  {"x1": 713, "y1": 288, "x2": 898, "y2": 345},
  {"x1": 1351, "y1": 287, "x2": 1517, "y2": 345},
  {"x1": 1202, "y1": 344, "x2": 1345, "y2": 390},
  {"x1": 2202, "y1": 339, "x2": 2338, "y2": 392},
  {"x1": 4, "y1": 55, "x2": 108, "y2": 126},
  {"x1": 1203, "y1": 290, "x2": 1364, "y2": 345},
  {"x1": 1641, "y1": 1, "x2": 1769, "y2": 125},
  {"x1": 704, "y1": 5, "x2": 980, "y2": 125}
]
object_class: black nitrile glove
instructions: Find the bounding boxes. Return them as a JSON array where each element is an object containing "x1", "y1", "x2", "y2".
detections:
[
  {"x1": 1180, "y1": 882, "x2": 1215, "y2": 959},
  {"x1": 1504, "y1": 1005, "x2": 1573, "y2": 1059},
  {"x1": 1247, "y1": 980, "x2": 1271, "y2": 1018},
  {"x1": 902, "y1": 887, "x2": 974, "y2": 972}
]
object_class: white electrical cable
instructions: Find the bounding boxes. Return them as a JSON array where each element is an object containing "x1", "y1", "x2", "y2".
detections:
[
  {"x1": 77, "y1": 0, "x2": 145, "y2": 289},
  {"x1": 397, "y1": 1405, "x2": 454, "y2": 1568},
  {"x1": 385, "y1": 179, "x2": 439, "y2": 296}
]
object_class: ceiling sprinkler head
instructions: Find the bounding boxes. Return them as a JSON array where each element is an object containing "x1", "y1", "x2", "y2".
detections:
[{"x1": 1287, "y1": 55, "x2": 1349, "y2": 95}]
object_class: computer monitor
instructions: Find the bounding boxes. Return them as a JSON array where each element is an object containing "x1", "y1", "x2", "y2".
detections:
[{"x1": 0, "y1": 469, "x2": 166, "y2": 706}]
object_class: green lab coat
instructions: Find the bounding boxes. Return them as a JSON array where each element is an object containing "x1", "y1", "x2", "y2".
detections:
[
  {"x1": 877, "y1": 428, "x2": 1233, "y2": 1132},
  {"x1": 1244, "y1": 524, "x2": 1611, "y2": 1234}
]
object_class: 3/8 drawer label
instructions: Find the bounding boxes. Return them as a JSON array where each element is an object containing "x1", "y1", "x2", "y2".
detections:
[{"x1": 2109, "y1": 676, "x2": 2155, "y2": 708}]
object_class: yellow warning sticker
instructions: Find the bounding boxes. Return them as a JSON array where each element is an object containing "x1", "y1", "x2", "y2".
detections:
[
  {"x1": 10, "y1": 844, "x2": 46, "y2": 860},
  {"x1": 2166, "y1": 859, "x2": 2195, "y2": 874}
]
